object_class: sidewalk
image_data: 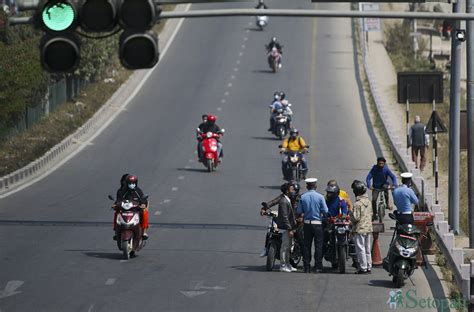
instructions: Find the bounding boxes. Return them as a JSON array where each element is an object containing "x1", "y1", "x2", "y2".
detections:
[{"x1": 360, "y1": 9, "x2": 464, "y2": 306}]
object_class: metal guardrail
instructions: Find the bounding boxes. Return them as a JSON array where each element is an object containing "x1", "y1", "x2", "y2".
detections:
[{"x1": 357, "y1": 18, "x2": 471, "y2": 299}]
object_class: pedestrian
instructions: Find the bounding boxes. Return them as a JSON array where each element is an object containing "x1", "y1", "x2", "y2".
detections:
[
  {"x1": 276, "y1": 182, "x2": 297, "y2": 272},
  {"x1": 392, "y1": 172, "x2": 418, "y2": 225},
  {"x1": 409, "y1": 115, "x2": 429, "y2": 171},
  {"x1": 296, "y1": 178, "x2": 329, "y2": 273},
  {"x1": 349, "y1": 180, "x2": 373, "y2": 274}
]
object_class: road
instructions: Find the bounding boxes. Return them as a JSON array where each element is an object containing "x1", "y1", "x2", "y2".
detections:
[{"x1": 0, "y1": 1, "x2": 444, "y2": 311}]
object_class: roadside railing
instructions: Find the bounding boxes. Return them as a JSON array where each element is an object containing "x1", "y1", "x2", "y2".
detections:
[{"x1": 358, "y1": 18, "x2": 470, "y2": 299}]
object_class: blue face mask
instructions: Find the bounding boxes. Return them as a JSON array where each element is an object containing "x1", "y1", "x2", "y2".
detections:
[{"x1": 289, "y1": 191, "x2": 297, "y2": 198}]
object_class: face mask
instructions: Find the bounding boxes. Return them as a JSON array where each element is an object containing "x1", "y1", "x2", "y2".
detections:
[
  {"x1": 290, "y1": 191, "x2": 297, "y2": 198},
  {"x1": 128, "y1": 183, "x2": 136, "y2": 189}
]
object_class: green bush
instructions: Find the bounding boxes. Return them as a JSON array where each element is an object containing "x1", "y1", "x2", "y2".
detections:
[{"x1": 385, "y1": 21, "x2": 434, "y2": 72}]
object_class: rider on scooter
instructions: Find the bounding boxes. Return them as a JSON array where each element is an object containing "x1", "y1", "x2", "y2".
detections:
[
  {"x1": 280, "y1": 128, "x2": 308, "y2": 180},
  {"x1": 113, "y1": 174, "x2": 149, "y2": 240},
  {"x1": 266, "y1": 37, "x2": 283, "y2": 68},
  {"x1": 197, "y1": 115, "x2": 224, "y2": 161}
]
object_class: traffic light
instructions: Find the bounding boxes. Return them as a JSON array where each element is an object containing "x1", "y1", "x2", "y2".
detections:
[
  {"x1": 80, "y1": 0, "x2": 118, "y2": 32},
  {"x1": 37, "y1": 0, "x2": 81, "y2": 73},
  {"x1": 118, "y1": 0, "x2": 160, "y2": 69}
]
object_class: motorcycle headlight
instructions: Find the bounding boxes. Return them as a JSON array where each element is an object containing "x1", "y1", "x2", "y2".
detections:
[
  {"x1": 290, "y1": 156, "x2": 298, "y2": 163},
  {"x1": 337, "y1": 226, "x2": 347, "y2": 234},
  {"x1": 395, "y1": 241, "x2": 417, "y2": 258},
  {"x1": 121, "y1": 201, "x2": 133, "y2": 210},
  {"x1": 206, "y1": 132, "x2": 213, "y2": 138}
]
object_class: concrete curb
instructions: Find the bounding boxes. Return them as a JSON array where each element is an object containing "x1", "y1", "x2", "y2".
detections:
[
  {"x1": 356, "y1": 19, "x2": 470, "y2": 299},
  {"x1": 0, "y1": 4, "x2": 190, "y2": 197}
]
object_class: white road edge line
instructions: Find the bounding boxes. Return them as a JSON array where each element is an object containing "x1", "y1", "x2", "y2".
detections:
[{"x1": 0, "y1": 4, "x2": 192, "y2": 199}]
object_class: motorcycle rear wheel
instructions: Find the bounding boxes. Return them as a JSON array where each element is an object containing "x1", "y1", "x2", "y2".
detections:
[
  {"x1": 266, "y1": 244, "x2": 277, "y2": 271},
  {"x1": 338, "y1": 245, "x2": 346, "y2": 274}
]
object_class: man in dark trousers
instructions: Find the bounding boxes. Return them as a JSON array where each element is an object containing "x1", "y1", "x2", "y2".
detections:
[
  {"x1": 296, "y1": 178, "x2": 329, "y2": 273},
  {"x1": 276, "y1": 182, "x2": 297, "y2": 272},
  {"x1": 409, "y1": 115, "x2": 429, "y2": 171}
]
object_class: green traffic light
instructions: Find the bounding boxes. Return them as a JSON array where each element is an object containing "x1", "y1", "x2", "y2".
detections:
[{"x1": 42, "y1": 1, "x2": 75, "y2": 32}]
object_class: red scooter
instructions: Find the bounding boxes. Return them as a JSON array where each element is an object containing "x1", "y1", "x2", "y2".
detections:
[
  {"x1": 196, "y1": 129, "x2": 225, "y2": 172},
  {"x1": 108, "y1": 195, "x2": 148, "y2": 260}
]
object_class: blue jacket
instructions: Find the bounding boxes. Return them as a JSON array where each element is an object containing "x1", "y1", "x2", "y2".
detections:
[
  {"x1": 393, "y1": 185, "x2": 418, "y2": 213},
  {"x1": 366, "y1": 165, "x2": 398, "y2": 189},
  {"x1": 296, "y1": 190, "x2": 328, "y2": 221},
  {"x1": 326, "y1": 197, "x2": 348, "y2": 217}
]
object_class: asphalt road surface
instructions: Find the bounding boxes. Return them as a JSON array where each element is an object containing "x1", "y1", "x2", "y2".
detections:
[{"x1": 0, "y1": 1, "x2": 445, "y2": 311}]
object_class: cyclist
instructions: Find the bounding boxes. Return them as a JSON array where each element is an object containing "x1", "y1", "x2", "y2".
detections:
[{"x1": 366, "y1": 157, "x2": 398, "y2": 221}]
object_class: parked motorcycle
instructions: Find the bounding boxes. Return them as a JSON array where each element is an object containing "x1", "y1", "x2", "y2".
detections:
[
  {"x1": 324, "y1": 214, "x2": 356, "y2": 274},
  {"x1": 382, "y1": 213, "x2": 432, "y2": 287},
  {"x1": 279, "y1": 146, "x2": 309, "y2": 182},
  {"x1": 262, "y1": 207, "x2": 302, "y2": 271},
  {"x1": 256, "y1": 15, "x2": 268, "y2": 30},
  {"x1": 267, "y1": 47, "x2": 281, "y2": 73},
  {"x1": 108, "y1": 195, "x2": 148, "y2": 260},
  {"x1": 197, "y1": 129, "x2": 225, "y2": 172}
]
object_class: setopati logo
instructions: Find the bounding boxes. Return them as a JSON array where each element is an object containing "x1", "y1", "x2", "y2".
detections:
[{"x1": 386, "y1": 289, "x2": 468, "y2": 310}]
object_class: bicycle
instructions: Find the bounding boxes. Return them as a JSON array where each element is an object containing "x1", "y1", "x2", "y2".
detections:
[{"x1": 373, "y1": 186, "x2": 392, "y2": 223}]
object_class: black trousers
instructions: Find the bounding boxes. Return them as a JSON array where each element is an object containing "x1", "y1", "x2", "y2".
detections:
[
  {"x1": 395, "y1": 212, "x2": 414, "y2": 225},
  {"x1": 303, "y1": 223, "x2": 324, "y2": 270}
]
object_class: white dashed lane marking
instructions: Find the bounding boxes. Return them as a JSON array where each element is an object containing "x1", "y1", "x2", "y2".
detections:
[
  {"x1": 217, "y1": 107, "x2": 222, "y2": 111},
  {"x1": 227, "y1": 83, "x2": 232, "y2": 88},
  {"x1": 221, "y1": 99, "x2": 226, "y2": 104},
  {"x1": 241, "y1": 44, "x2": 246, "y2": 49},
  {"x1": 105, "y1": 278, "x2": 116, "y2": 286},
  {"x1": 155, "y1": 210, "x2": 162, "y2": 216},
  {"x1": 163, "y1": 199, "x2": 171, "y2": 204},
  {"x1": 231, "y1": 75, "x2": 235, "y2": 80},
  {"x1": 185, "y1": 165, "x2": 191, "y2": 169},
  {"x1": 234, "y1": 68, "x2": 238, "y2": 72},
  {"x1": 178, "y1": 176, "x2": 185, "y2": 180},
  {"x1": 236, "y1": 60, "x2": 241, "y2": 64},
  {"x1": 172, "y1": 187, "x2": 178, "y2": 191},
  {"x1": 224, "y1": 91, "x2": 229, "y2": 96}
]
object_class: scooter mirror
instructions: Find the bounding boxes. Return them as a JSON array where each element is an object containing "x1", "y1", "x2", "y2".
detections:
[
  {"x1": 196, "y1": 127, "x2": 201, "y2": 132},
  {"x1": 305, "y1": 145, "x2": 310, "y2": 148},
  {"x1": 108, "y1": 195, "x2": 114, "y2": 201},
  {"x1": 143, "y1": 194, "x2": 149, "y2": 200},
  {"x1": 388, "y1": 213, "x2": 396, "y2": 220},
  {"x1": 426, "y1": 222, "x2": 434, "y2": 227},
  {"x1": 288, "y1": 103, "x2": 292, "y2": 107},
  {"x1": 220, "y1": 129, "x2": 225, "y2": 133}
]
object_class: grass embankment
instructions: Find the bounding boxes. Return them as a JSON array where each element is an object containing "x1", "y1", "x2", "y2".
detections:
[{"x1": 0, "y1": 7, "x2": 174, "y2": 177}]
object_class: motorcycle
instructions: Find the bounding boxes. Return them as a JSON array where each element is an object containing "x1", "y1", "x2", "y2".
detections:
[
  {"x1": 262, "y1": 207, "x2": 302, "y2": 271},
  {"x1": 197, "y1": 128, "x2": 225, "y2": 172},
  {"x1": 382, "y1": 213, "x2": 432, "y2": 287},
  {"x1": 256, "y1": 15, "x2": 268, "y2": 30},
  {"x1": 272, "y1": 108, "x2": 290, "y2": 139},
  {"x1": 108, "y1": 195, "x2": 148, "y2": 260},
  {"x1": 279, "y1": 146, "x2": 309, "y2": 182},
  {"x1": 267, "y1": 47, "x2": 281, "y2": 73},
  {"x1": 323, "y1": 214, "x2": 356, "y2": 274}
]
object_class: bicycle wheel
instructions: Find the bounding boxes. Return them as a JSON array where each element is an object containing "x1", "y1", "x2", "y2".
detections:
[{"x1": 377, "y1": 191, "x2": 386, "y2": 222}]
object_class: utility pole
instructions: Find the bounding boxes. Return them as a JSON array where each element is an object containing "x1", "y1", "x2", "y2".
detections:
[
  {"x1": 467, "y1": 0, "x2": 474, "y2": 246},
  {"x1": 449, "y1": 1, "x2": 462, "y2": 234}
]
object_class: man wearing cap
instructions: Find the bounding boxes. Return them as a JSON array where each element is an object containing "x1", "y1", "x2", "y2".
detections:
[
  {"x1": 296, "y1": 178, "x2": 329, "y2": 273},
  {"x1": 392, "y1": 172, "x2": 419, "y2": 224}
]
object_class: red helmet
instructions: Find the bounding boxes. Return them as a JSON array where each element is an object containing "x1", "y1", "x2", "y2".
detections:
[{"x1": 207, "y1": 115, "x2": 217, "y2": 122}]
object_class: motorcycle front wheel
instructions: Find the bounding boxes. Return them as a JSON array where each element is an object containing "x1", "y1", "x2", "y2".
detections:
[
  {"x1": 121, "y1": 239, "x2": 132, "y2": 260},
  {"x1": 206, "y1": 159, "x2": 213, "y2": 172},
  {"x1": 393, "y1": 268, "x2": 405, "y2": 288},
  {"x1": 266, "y1": 244, "x2": 277, "y2": 271},
  {"x1": 338, "y1": 245, "x2": 346, "y2": 274}
]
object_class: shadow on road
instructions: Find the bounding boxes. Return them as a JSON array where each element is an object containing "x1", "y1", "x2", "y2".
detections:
[
  {"x1": 252, "y1": 69, "x2": 274, "y2": 74},
  {"x1": 259, "y1": 185, "x2": 281, "y2": 190},
  {"x1": 176, "y1": 167, "x2": 207, "y2": 173},
  {"x1": 251, "y1": 136, "x2": 279, "y2": 141},
  {"x1": 230, "y1": 265, "x2": 267, "y2": 272},
  {"x1": 82, "y1": 252, "x2": 124, "y2": 260},
  {"x1": 368, "y1": 279, "x2": 396, "y2": 289}
]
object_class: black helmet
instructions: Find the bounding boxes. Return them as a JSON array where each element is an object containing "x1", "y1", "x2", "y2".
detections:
[
  {"x1": 273, "y1": 91, "x2": 281, "y2": 100},
  {"x1": 351, "y1": 180, "x2": 367, "y2": 196},
  {"x1": 279, "y1": 91, "x2": 286, "y2": 100},
  {"x1": 326, "y1": 184, "x2": 340, "y2": 197},
  {"x1": 288, "y1": 180, "x2": 300, "y2": 194},
  {"x1": 290, "y1": 128, "x2": 299, "y2": 138}
]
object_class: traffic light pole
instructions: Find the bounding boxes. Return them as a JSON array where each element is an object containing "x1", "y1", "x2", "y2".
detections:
[
  {"x1": 10, "y1": 8, "x2": 474, "y2": 25},
  {"x1": 467, "y1": 0, "x2": 474, "y2": 247},
  {"x1": 449, "y1": 1, "x2": 462, "y2": 235}
]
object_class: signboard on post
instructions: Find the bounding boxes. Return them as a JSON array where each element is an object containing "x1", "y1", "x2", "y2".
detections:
[
  {"x1": 360, "y1": 3, "x2": 380, "y2": 32},
  {"x1": 397, "y1": 72, "x2": 444, "y2": 103},
  {"x1": 426, "y1": 111, "x2": 447, "y2": 134}
]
